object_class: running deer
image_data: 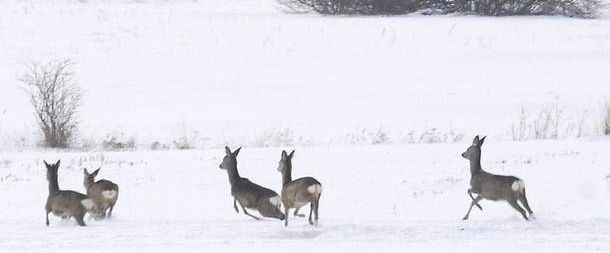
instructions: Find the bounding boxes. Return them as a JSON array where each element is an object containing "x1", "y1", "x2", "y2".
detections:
[
  {"x1": 461, "y1": 136, "x2": 534, "y2": 220},
  {"x1": 219, "y1": 146, "x2": 285, "y2": 221},
  {"x1": 83, "y1": 168, "x2": 119, "y2": 219},
  {"x1": 277, "y1": 150, "x2": 322, "y2": 226},
  {"x1": 44, "y1": 160, "x2": 94, "y2": 226}
]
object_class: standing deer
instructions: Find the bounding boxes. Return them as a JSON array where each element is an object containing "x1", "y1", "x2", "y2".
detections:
[
  {"x1": 461, "y1": 136, "x2": 534, "y2": 220},
  {"x1": 219, "y1": 146, "x2": 285, "y2": 221},
  {"x1": 44, "y1": 160, "x2": 94, "y2": 226},
  {"x1": 83, "y1": 168, "x2": 119, "y2": 219},
  {"x1": 276, "y1": 150, "x2": 322, "y2": 226}
]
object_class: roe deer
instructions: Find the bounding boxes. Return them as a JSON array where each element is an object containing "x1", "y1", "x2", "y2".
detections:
[
  {"x1": 83, "y1": 168, "x2": 119, "y2": 219},
  {"x1": 461, "y1": 136, "x2": 534, "y2": 220},
  {"x1": 219, "y1": 146, "x2": 285, "y2": 221},
  {"x1": 276, "y1": 150, "x2": 322, "y2": 226},
  {"x1": 44, "y1": 160, "x2": 94, "y2": 226}
]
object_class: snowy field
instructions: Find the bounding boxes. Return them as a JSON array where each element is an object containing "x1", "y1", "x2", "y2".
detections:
[
  {"x1": 1, "y1": 142, "x2": 610, "y2": 252},
  {"x1": 1, "y1": 0, "x2": 610, "y2": 252}
]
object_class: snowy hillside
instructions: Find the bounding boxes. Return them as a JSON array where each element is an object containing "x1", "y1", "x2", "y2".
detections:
[
  {"x1": 0, "y1": 0, "x2": 610, "y2": 252},
  {"x1": 0, "y1": 0, "x2": 609, "y2": 149}
]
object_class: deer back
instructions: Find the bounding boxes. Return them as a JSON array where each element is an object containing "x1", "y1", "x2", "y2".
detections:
[
  {"x1": 281, "y1": 177, "x2": 321, "y2": 206},
  {"x1": 47, "y1": 190, "x2": 91, "y2": 216},
  {"x1": 87, "y1": 179, "x2": 119, "y2": 206},
  {"x1": 472, "y1": 171, "x2": 521, "y2": 201},
  {"x1": 231, "y1": 177, "x2": 278, "y2": 208}
]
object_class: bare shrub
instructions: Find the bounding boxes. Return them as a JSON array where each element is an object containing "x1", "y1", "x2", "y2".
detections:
[
  {"x1": 249, "y1": 128, "x2": 312, "y2": 147},
  {"x1": 511, "y1": 99, "x2": 563, "y2": 141},
  {"x1": 510, "y1": 97, "x2": 598, "y2": 141},
  {"x1": 150, "y1": 141, "x2": 170, "y2": 151},
  {"x1": 101, "y1": 132, "x2": 136, "y2": 151},
  {"x1": 533, "y1": 97, "x2": 564, "y2": 139},
  {"x1": 338, "y1": 127, "x2": 462, "y2": 145},
  {"x1": 342, "y1": 127, "x2": 390, "y2": 145},
  {"x1": 172, "y1": 131, "x2": 200, "y2": 150},
  {"x1": 511, "y1": 107, "x2": 530, "y2": 141},
  {"x1": 279, "y1": 0, "x2": 601, "y2": 17},
  {"x1": 417, "y1": 128, "x2": 464, "y2": 143},
  {"x1": 19, "y1": 60, "x2": 82, "y2": 148},
  {"x1": 602, "y1": 102, "x2": 610, "y2": 135}
]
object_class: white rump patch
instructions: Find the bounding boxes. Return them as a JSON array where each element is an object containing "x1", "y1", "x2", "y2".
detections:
[
  {"x1": 81, "y1": 199, "x2": 95, "y2": 210},
  {"x1": 269, "y1": 196, "x2": 281, "y2": 208},
  {"x1": 102, "y1": 190, "x2": 117, "y2": 199},
  {"x1": 511, "y1": 180, "x2": 525, "y2": 192},
  {"x1": 307, "y1": 184, "x2": 323, "y2": 195}
]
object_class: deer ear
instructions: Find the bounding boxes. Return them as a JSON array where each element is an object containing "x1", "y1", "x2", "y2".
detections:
[
  {"x1": 225, "y1": 146, "x2": 232, "y2": 155},
  {"x1": 233, "y1": 147, "x2": 241, "y2": 156},
  {"x1": 92, "y1": 168, "x2": 100, "y2": 177},
  {"x1": 44, "y1": 161, "x2": 50, "y2": 167},
  {"x1": 281, "y1": 150, "x2": 288, "y2": 159},
  {"x1": 289, "y1": 150, "x2": 295, "y2": 158},
  {"x1": 84, "y1": 168, "x2": 89, "y2": 175},
  {"x1": 473, "y1": 136, "x2": 480, "y2": 146},
  {"x1": 55, "y1": 160, "x2": 61, "y2": 167},
  {"x1": 479, "y1": 136, "x2": 487, "y2": 146}
]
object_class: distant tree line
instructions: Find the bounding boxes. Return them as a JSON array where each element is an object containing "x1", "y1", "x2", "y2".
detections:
[{"x1": 279, "y1": 0, "x2": 602, "y2": 18}]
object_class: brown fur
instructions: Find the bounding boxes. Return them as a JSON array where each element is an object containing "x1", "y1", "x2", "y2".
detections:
[
  {"x1": 277, "y1": 150, "x2": 322, "y2": 226},
  {"x1": 84, "y1": 168, "x2": 119, "y2": 219},
  {"x1": 219, "y1": 147, "x2": 285, "y2": 221},
  {"x1": 44, "y1": 160, "x2": 92, "y2": 226},
  {"x1": 461, "y1": 136, "x2": 534, "y2": 220}
]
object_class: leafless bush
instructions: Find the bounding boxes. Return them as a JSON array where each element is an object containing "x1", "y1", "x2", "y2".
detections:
[
  {"x1": 248, "y1": 128, "x2": 312, "y2": 147},
  {"x1": 101, "y1": 132, "x2": 136, "y2": 151},
  {"x1": 602, "y1": 102, "x2": 610, "y2": 135},
  {"x1": 416, "y1": 128, "x2": 464, "y2": 143},
  {"x1": 510, "y1": 97, "x2": 596, "y2": 141},
  {"x1": 19, "y1": 60, "x2": 82, "y2": 148},
  {"x1": 454, "y1": 0, "x2": 601, "y2": 17},
  {"x1": 338, "y1": 127, "x2": 462, "y2": 145},
  {"x1": 279, "y1": 0, "x2": 601, "y2": 17},
  {"x1": 341, "y1": 127, "x2": 390, "y2": 145},
  {"x1": 150, "y1": 141, "x2": 170, "y2": 151},
  {"x1": 172, "y1": 131, "x2": 200, "y2": 150},
  {"x1": 511, "y1": 107, "x2": 530, "y2": 141},
  {"x1": 511, "y1": 98, "x2": 564, "y2": 141}
]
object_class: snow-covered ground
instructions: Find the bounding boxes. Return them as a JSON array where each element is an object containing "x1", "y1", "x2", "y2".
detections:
[
  {"x1": 1, "y1": 141, "x2": 610, "y2": 252},
  {"x1": 1, "y1": 0, "x2": 610, "y2": 252},
  {"x1": 0, "y1": 0, "x2": 609, "y2": 148}
]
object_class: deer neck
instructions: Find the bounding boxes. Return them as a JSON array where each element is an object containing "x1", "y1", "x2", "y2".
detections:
[
  {"x1": 84, "y1": 179, "x2": 93, "y2": 190},
  {"x1": 48, "y1": 175, "x2": 60, "y2": 194},
  {"x1": 281, "y1": 167, "x2": 292, "y2": 186},
  {"x1": 227, "y1": 165, "x2": 241, "y2": 185},
  {"x1": 469, "y1": 154, "x2": 483, "y2": 175}
]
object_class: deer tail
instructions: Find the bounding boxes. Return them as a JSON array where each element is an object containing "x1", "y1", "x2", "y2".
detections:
[{"x1": 511, "y1": 180, "x2": 525, "y2": 192}]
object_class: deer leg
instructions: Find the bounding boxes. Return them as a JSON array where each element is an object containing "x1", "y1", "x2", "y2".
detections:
[
  {"x1": 233, "y1": 198, "x2": 239, "y2": 213},
  {"x1": 468, "y1": 189, "x2": 483, "y2": 210},
  {"x1": 75, "y1": 213, "x2": 86, "y2": 226},
  {"x1": 308, "y1": 202, "x2": 314, "y2": 225},
  {"x1": 462, "y1": 195, "x2": 483, "y2": 220},
  {"x1": 519, "y1": 189, "x2": 534, "y2": 215},
  {"x1": 238, "y1": 200, "x2": 260, "y2": 220},
  {"x1": 108, "y1": 204, "x2": 115, "y2": 218},
  {"x1": 293, "y1": 207, "x2": 305, "y2": 217},
  {"x1": 45, "y1": 209, "x2": 51, "y2": 226},
  {"x1": 284, "y1": 205, "x2": 289, "y2": 227},
  {"x1": 508, "y1": 199, "x2": 528, "y2": 221},
  {"x1": 313, "y1": 195, "x2": 320, "y2": 225},
  {"x1": 99, "y1": 207, "x2": 108, "y2": 219}
]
